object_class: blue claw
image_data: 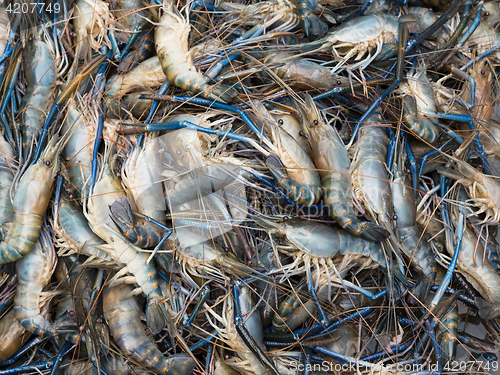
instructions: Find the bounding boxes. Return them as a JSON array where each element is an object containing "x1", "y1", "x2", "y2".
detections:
[
  {"x1": 232, "y1": 284, "x2": 280, "y2": 375},
  {"x1": 418, "y1": 143, "x2": 453, "y2": 182},
  {"x1": 205, "y1": 23, "x2": 265, "y2": 80},
  {"x1": 205, "y1": 342, "x2": 215, "y2": 372},
  {"x1": 137, "y1": 81, "x2": 171, "y2": 147},
  {"x1": 311, "y1": 346, "x2": 374, "y2": 366},
  {"x1": 460, "y1": 46, "x2": 500, "y2": 71},
  {"x1": 292, "y1": 307, "x2": 372, "y2": 337},
  {"x1": 90, "y1": 102, "x2": 105, "y2": 195},
  {"x1": 424, "y1": 320, "x2": 442, "y2": 374},
  {"x1": 386, "y1": 127, "x2": 396, "y2": 174},
  {"x1": 404, "y1": 136, "x2": 418, "y2": 196},
  {"x1": 190, "y1": 0, "x2": 221, "y2": 11},
  {"x1": 53, "y1": 175, "x2": 64, "y2": 220},
  {"x1": 0, "y1": 362, "x2": 51, "y2": 375},
  {"x1": 142, "y1": 95, "x2": 266, "y2": 140},
  {"x1": 302, "y1": 348, "x2": 313, "y2": 375},
  {"x1": 306, "y1": 266, "x2": 329, "y2": 328},
  {"x1": 184, "y1": 285, "x2": 210, "y2": 328},
  {"x1": 0, "y1": 52, "x2": 21, "y2": 147},
  {"x1": 116, "y1": 27, "x2": 142, "y2": 61},
  {"x1": 360, "y1": 339, "x2": 414, "y2": 362},
  {"x1": 0, "y1": 337, "x2": 47, "y2": 367},
  {"x1": 429, "y1": 206, "x2": 465, "y2": 311},
  {"x1": 456, "y1": 2, "x2": 483, "y2": 49},
  {"x1": 188, "y1": 330, "x2": 218, "y2": 352},
  {"x1": 436, "y1": 113, "x2": 491, "y2": 175},
  {"x1": 122, "y1": 120, "x2": 259, "y2": 145},
  {"x1": 49, "y1": 341, "x2": 76, "y2": 375},
  {"x1": 341, "y1": 0, "x2": 375, "y2": 23}
]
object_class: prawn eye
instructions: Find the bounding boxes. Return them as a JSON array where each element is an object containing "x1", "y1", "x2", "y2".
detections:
[
  {"x1": 481, "y1": 70, "x2": 486, "y2": 75},
  {"x1": 176, "y1": 150, "x2": 181, "y2": 155},
  {"x1": 45, "y1": 160, "x2": 51, "y2": 167},
  {"x1": 283, "y1": 216, "x2": 289, "y2": 222},
  {"x1": 278, "y1": 119, "x2": 284, "y2": 125},
  {"x1": 393, "y1": 215, "x2": 398, "y2": 221},
  {"x1": 336, "y1": 80, "x2": 342, "y2": 85},
  {"x1": 485, "y1": 11, "x2": 490, "y2": 16},
  {"x1": 313, "y1": 120, "x2": 318, "y2": 126},
  {"x1": 28, "y1": 36, "x2": 33, "y2": 42},
  {"x1": 223, "y1": 247, "x2": 230, "y2": 253}
]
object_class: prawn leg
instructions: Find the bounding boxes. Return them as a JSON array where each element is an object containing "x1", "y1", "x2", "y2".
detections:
[
  {"x1": 116, "y1": 26, "x2": 142, "y2": 60},
  {"x1": 436, "y1": 112, "x2": 490, "y2": 174},
  {"x1": 90, "y1": 104, "x2": 104, "y2": 195},
  {"x1": 0, "y1": 337, "x2": 47, "y2": 367},
  {"x1": 232, "y1": 285, "x2": 280, "y2": 375},
  {"x1": 428, "y1": 206, "x2": 465, "y2": 315},
  {"x1": 138, "y1": 94, "x2": 266, "y2": 140},
  {"x1": 184, "y1": 285, "x2": 210, "y2": 328},
  {"x1": 0, "y1": 52, "x2": 21, "y2": 148},
  {"x1": 306, "y1": 266, "x2": 329, "y2": 327},
  {"x1": 460, "y1": 46, "x2": 500, "y2": 71},
  {"x1": 284, "y1": 306, "x2": 372, "y2": 339},
  {"x1": 121, "y1": 120, "x2": 262, "y2": 145},
  {"x1": 48, "y1": 341, "x2": 76, "y2": 375},
  {"x1": 136, "y1": 80, "x2": 171, "y2": 147},
  {"x1": 359, "y1": 339, "x2": 414, "y2": 361},
  {"x1": 205, "y1": 21, "x2": 268, "y2": 80}
]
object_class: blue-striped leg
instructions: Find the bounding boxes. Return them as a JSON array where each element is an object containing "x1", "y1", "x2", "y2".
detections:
[
  {"x1": 138, "y1": 94, "x2": 267, "y2": 140},
  {"x1": 48, "y1": 341, "x2": 76, "y2": 375},
  {"x1": 233, "y1": 284, "x2": 281, "y2": 375},
  {"x1": 184, "y1": 285, "x2": 210, "y2": 328},
  {"x1": 435, "y1": 112, "x2": 490, "y2": 174}
]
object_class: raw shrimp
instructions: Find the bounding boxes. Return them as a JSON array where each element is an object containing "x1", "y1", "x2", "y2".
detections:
[
  {"x1": 105, "y1": 56, "x2": 166, "y2": 118},
  {"x1": 61, "y1": 97, "x2": 95, "y2": 198},
  {"x1": 19, "y1": 28, "x2": 57, "y2": 159},
  {"x1": 55, "y1": 195, "x2": 114, "y2": 265},
  {"x1": 351, "y1": 110, "x2": 396, "y2": 235},
  {"x1": 14, "y1": 229, "x2": 59, "y2": 337},
  {"x1": 253, "y1": 101, "x2": 322, "y2": 206},
  {"x1": 84, "y1": 146, "x2": 168, "y2": 334},
  {"x1": 0, "y1": 136, "x2": 61, "y2": 263},
  {"x1": 296, "y1": 94, "x2": 389, "y2": 241},
  {"x1": 103, "y1": 283, "x2": 196, "y2": 375},
  {"x1": 155, "y1": 4, "x2": 236, "y2": 103},
  {"x1": 391, "y1": 149, "x2": 436, "y2": 301}
]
